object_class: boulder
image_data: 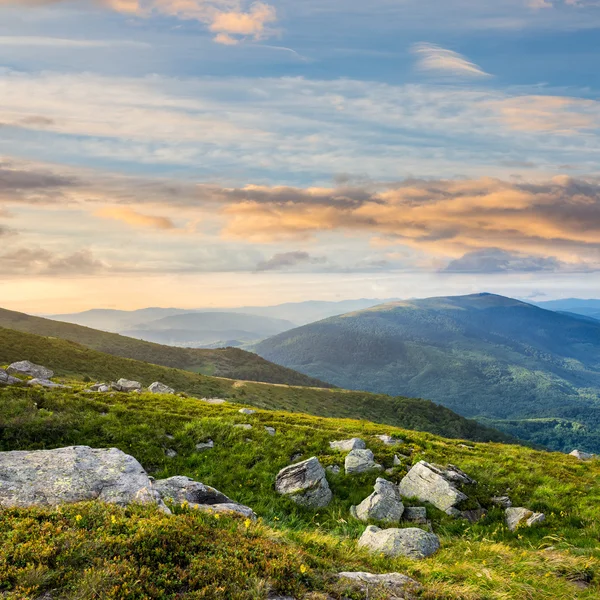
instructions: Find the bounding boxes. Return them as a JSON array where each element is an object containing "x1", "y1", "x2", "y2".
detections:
[
  {"x1": 148, "y1": 382, "x2": 175, "y2": 394},
  {"x1": 398, "y1": 461, "x2": 475, "y2": 515},
  {"x1": 264, "y1": 426, "x2": 276, "y2": 436},
  {"x1": 376, "y1": 435, "x2": 403, "y2": 446},
  {"x1": 195, "y1": 440, "x2": 214, "y2": 451},
  {"x1": 402, "y1": 506, "x2": 428, "y2": 524},
  {"x1": 338, "y1": 572, "x2": 421, "y2": 599},
  {"x1": 353, "y1": 478, "x2": 404, "y2": 523},
  {"x1": 27, "y1": 379, "x2": 68, "y2": 389},
  {"x1": 8, "y1": 361, "x2": 53, "y2": 380},
  {"x1": 505, "y1": 507, "x2": 546, "y2": 531},
  {"x1": 570, "y1": 449, "x2": 595, "y2": 461},
  {"x1": 330, "y1": 438, "x2": 366, "y2": 452},
  {"x1": 239, "y1": 408, "x2": 256, "y2": 415},
  {"x1": 90, "y1": 383, "x2": 110, "y2": 392},
  {"x1": 154, "y1": 475, "x2": 256, "y2": 520},
  {"x1": 0, "y1": 369, "x2": 22, "y2": 385},
  {"x1": 358, "y1": 525, "x2": 440, "y2": 559},
  {"x1": 112, "y1": 378, "x2": 142, "y2": 393},
  {"x1": 0, "y1": 446, "x2": 164, "y2": 509},
  {"x1": 345, "y1": 449, "x2": 383, "y2": 475},
  {"x1": 275, "y1": 457, "x2": 332, "y2": 508}
]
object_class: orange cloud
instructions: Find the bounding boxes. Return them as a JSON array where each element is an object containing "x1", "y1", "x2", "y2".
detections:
[
  {"x1": 95, "y1": 206, "x2": 175, "y2": 230},
  {"x1": 210, "y1": 2, "x2": 275, "y2": 39}
]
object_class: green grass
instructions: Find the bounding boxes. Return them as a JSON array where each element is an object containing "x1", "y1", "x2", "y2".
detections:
[
  {"x1": 1, "y1": 380, "x2": 599, "y2": 599},
  {"x1": 0, "y1": 308, "x2": 328, "y2": 387},
  {"x1": 0, "y1": 326, "x2": 511, "y2": 443}
]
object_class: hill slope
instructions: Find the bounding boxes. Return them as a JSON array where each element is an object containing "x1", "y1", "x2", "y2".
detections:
[
  {"x1": 255, "y1": 293, "x2": 600, "y2": 453},
  {"x1": 0, "y1": 307, "x2": 326, "y2": 387},
  {"x1": 1, "y1": 380, "x2": 598, "y2": 599},
  {"x1": 0, "y1": 325, "x2": 511, "y2": 443}
]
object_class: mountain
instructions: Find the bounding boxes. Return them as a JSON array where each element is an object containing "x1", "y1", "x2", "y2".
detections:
[
  {"x1": 0, "y1": 325, "x2": 511, "y2": 443},
  {"x1": 0, "y1": 307, "x2": 326, "y2": 388},
  {"x1": 535, "y1": 298, "x2": 600, "y2": 321},
  {"x1": 1, "y1": 369, "x2": 598, "y2": 599},
  {"x1": 122, "y1": 312, "x2": 295, "y2": 347},
  {"x1": 255, "y1": 293, "x2": 600, "y2": 453}
]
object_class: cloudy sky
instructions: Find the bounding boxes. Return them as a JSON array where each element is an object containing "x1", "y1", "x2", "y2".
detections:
[{"x1": 1, "y1": 0, "x2": 600, "y2": 312}]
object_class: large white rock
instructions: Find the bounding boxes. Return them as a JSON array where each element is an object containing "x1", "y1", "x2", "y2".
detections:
[
  {"x1": 113, "y1": 378, "x2": 142, "y2": 392},
  {"x1": 275, "y1": 457, "x2": 332, "y2": 508},
  {"x1": 570, "y1": 449, "x2": 595, "y2": 461},
  {"x1": 358, "y1": 525, "x2": 440, "y2": 559},
  {"x1": 398, "y1": 461, "x2": 475, "y2": 515},
  {"x1": 345, "y1": 449, "x2": 383, "y2": 475},
  {"x1": 330, "y1": 438, "x2": 366, "y2": 452},
  {"x1": 0, "y1": 446, "x2": 164, "y2": 509},
  {"x1": 8, "y1": 361, "x2": 54, "y2": 380},
  {"x1": 148, "y1": 382, "x2": 175, "y2": 394},
  {"x1": 353, "y1": 478, "x2": 404, "y2": 523},
  {"x1": 505, "y1": 507, "x2": 546, "y2": 532},
  {"x1": 338, "y1": 572, "x2": 421, "y2": 599}
]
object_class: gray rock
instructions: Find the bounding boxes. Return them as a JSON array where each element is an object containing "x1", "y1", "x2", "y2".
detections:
[
  {"x1": 491, "y1": 495, "x2": 512, "y2": 508},
  {"x1": 0, "y1": 369, "x2": 22, "y2": 385},
  {"x1": 239, "y1": 408, "x2": 256, "y2": 415},
  {"x1": 398, "y1": 461, "x2": 475, "y2": 515},
  {"x1": 234, "y1": 424, "x2": 253, "y2": 430},
  {"x1": 329, "y1": 438, "x2": 366, "y2": 452},
  {"x1": 345, "y1": 449, "x2": 383, "y2": 475},
  {"x1": 195, "y1": 440, "x2": 214, "y2": 451},
  {"x1": 376, "y1": 435, "x2": 403, "y2": 446},
  {"x1": 200, "y1": 398, "x2": 226, "y2": 405},
  {"x1": 90, "y1": 383, "x2": 110, "y2": 393},
  {"x1": 326, "y1": 465, "x2": 341, "y2": 475},
  {"x1": 27, "y1": 379, "x2": 68, "y2": 389},
  {"x1": 194, "y1": 502, "x2": 257, "y2": 520},
  {"x1": 112, "y1": 378, "x2": 142, "y2": 393},
  {"x1": 393, "y1": 454, "x2": 402, "y2": 466},
  {"x1": 402, "y1": 506, "x2": 428, "y2": 524},
  {"x1": 8, "y1": 361, "x2": 54, "y2": 380},
  {"x1": 148, "y1": 382, "x2": 175, "y2": 394},
  {"x1": 353, "y1": 478, "x2": 404, "y2": 523},
  {"x1": 505, "y1": 507, "x2": 546, "y2": 532},
  {"x1": 358, "y1": 525, "x2": 440, "y2": 559},
  {"x1": 570, "y1": 449, "x2": 595, "y2": 461},
  {"x1": 275, "y1": 457, "x2": 332, "y2": 508},
  {"x1": 165, "y1": 449, "x2": 178, "y2": 458},
  {"x1": 0, "y1": 446, "x2": 164, "y2": 509},
  {"x1": 461, "y1": 508, "x2": 487, "y2": 523},
  {"x1": 265, "y1": 426, "x2": 276, "y2": 436},
  {"x1": 338, "y1": 572, "x2": 421, "y2": 599}
]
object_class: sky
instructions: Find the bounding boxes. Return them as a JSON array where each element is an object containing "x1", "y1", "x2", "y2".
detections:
[{"x1": 1, "y1": 0, "x2": 600, "y2": 313}]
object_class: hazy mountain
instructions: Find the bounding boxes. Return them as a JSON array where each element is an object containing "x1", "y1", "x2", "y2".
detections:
[
  {"x1": 535, "y1": 298, "x2": 600, "y2": 320},
  {"x1": 122, "y1": 312, "x2": 295, "y2": 347},
  {"x1": 255, "y1": 293, "x2": 600, "y2": 452}
]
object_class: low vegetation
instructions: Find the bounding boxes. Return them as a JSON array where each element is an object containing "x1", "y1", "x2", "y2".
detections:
[{"x1": 1, "y1": 379, "x2": 599, "y2": 599}]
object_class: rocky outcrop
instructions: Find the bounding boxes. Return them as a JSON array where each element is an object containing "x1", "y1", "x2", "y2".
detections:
[
  {"x1": 148, "y1": 382, "x2": 175, "y2": 394},
  {"x1": 338, "y1": 572, "x2": 421, "y2": 599},
  {"x1": 345, "y1": 449, "x2": 383, "y2": 475},
  {"x1": 358, "y1": 525, "x2": 440, "y2": 559},
  {"x1": 275, "y1": 457, "x2": 332, "y2": 508},
  {"x1": 8, "y1": 361, "x2": 53, "y2": 380},
  {"x1": 112, "y1": 379, "x2": 142, "y2": 392},
  {"x1": 352, "y1": 478, "x2": 404, "y2": 523},
  {"x1": 399, "y1": 461, "x2": 476, "y2": 515},
  {"x1": 505, "y1": 507, "x2": 546, "y2": 532},
  {"x1": 330, "y1": 438, "x2": 366, "y2": 452},
  {"x1": 570, "y1": 449, "x2": 595, "y2": 461},
  {"x1": 0, "y1": 446, "x2": 164, "y2": 509}
]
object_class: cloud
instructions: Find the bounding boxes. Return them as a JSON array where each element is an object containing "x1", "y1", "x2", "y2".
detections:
[
  {"x1": 0, "y1": 36, "x2": 148, "y2": 48},
  {"x1": 94, "y1": 206, "x2": 176, "y2": 229},
  {"x1": 411, "y1": 43, "x2": 491, "y2": 78},
  {"x1": 0, "y1": 248, "x2": 107, "y2": 276},
  {"x1": 209, "y1": 2, "x2": 276, "y2": 42},
  {"x1": 0, "y1": 162, "x2": 77, "y2": 204},
  {"x1": 256, "y1": 251, "x2": 326, "y2": 271},
  {"x1": 443, "y1": 248, "x2": 564, "y2": 273}
]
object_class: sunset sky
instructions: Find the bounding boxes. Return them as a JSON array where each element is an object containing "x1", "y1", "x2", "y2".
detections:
[{"x1": 1, "y1": 0, "x2": 600, "y2": 313}]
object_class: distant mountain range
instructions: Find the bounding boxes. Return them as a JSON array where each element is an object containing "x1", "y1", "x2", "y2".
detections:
[
  {"x1": 255, "y1": 293, "x2": 600, "y2": 453},
  {"x1": 535, "y1": 298, "x2": 600, "y2": 321}
]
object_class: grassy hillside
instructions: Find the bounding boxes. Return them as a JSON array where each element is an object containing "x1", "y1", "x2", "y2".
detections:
[
  {"x1": 1, "y1": 381, "x2": 598, "y2": 599},
  {"x1": 0, "y1": 326, "x2": 511, "y2": 443},
  {"x1": 0, "y1": 307, "x2": 327, "y2": 387},
  {"x1": 255, "y1": 293, "x2": 600, "y2": 453}
]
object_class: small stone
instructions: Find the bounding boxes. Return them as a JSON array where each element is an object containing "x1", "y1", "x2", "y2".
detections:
[
  {"x1": 165, "y1": 434, "x2": 175, "y2": 440},
  {"x1": 353, "y1": 478, "x2": 405, "y2": 524},
  {"x1": 330, "y1": 438, "x2": 366, "y2": 452},
  {"x1": 337, "y1": 572, "x2": 422, "y2": 598},
  {"x1": 491, "y1": 495, "x2": 512, "y2": 508},
  {"x1": 505, "y1": 507, "x2": 546, "y2": 532},
  {"x1": 393, "y1": 454, "x2": 402, "y2": 466},
  {"x1": 27, "y1": 379, "x2": 68, "y2": 389},
  {"x1": 239, "y1": 408, "x2": 256, "y2": 415},
  {"x1": 569, "y1": 449, "x2": 595, "y2": 461},
  {"x1": 345, "y1": 449, "x2": 383, "y2": 475},
  {"x1": 8, "y1": 361, "x2": 54, "y2": 380},
  {"x1": 376, "y1": 435, "x2": 404, "y2": 446},
  {"x1": 195, "y1": 440, "x2": 214, "y2": 451},
  {"x1": 148, "y1": 382, "x2": 175, "y2": 394},
  {"x1": 326, "y1": 465, "x2": 341, "y2": 475},
  {"x1": 234, "y1": 424, "x2": 252, "y2": 430},
  {"x1": 165, "y1": 449, "x2": 178, "y2": 458},
  {"x1": 403, "y1": 506, "x2": 428, "y2": 524},
  {"x1": 275, "y1": 457, "x2": 332, "y2": 508},
  {"x1": 264, "y1": 426, "x2": 276, "y2": 436},
  {"x1": 201, "y1": 398, "x2": 226, "y2": 405},
  {"x1": 358, "y1": 525, "x2": 440, "y2": 559}
]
